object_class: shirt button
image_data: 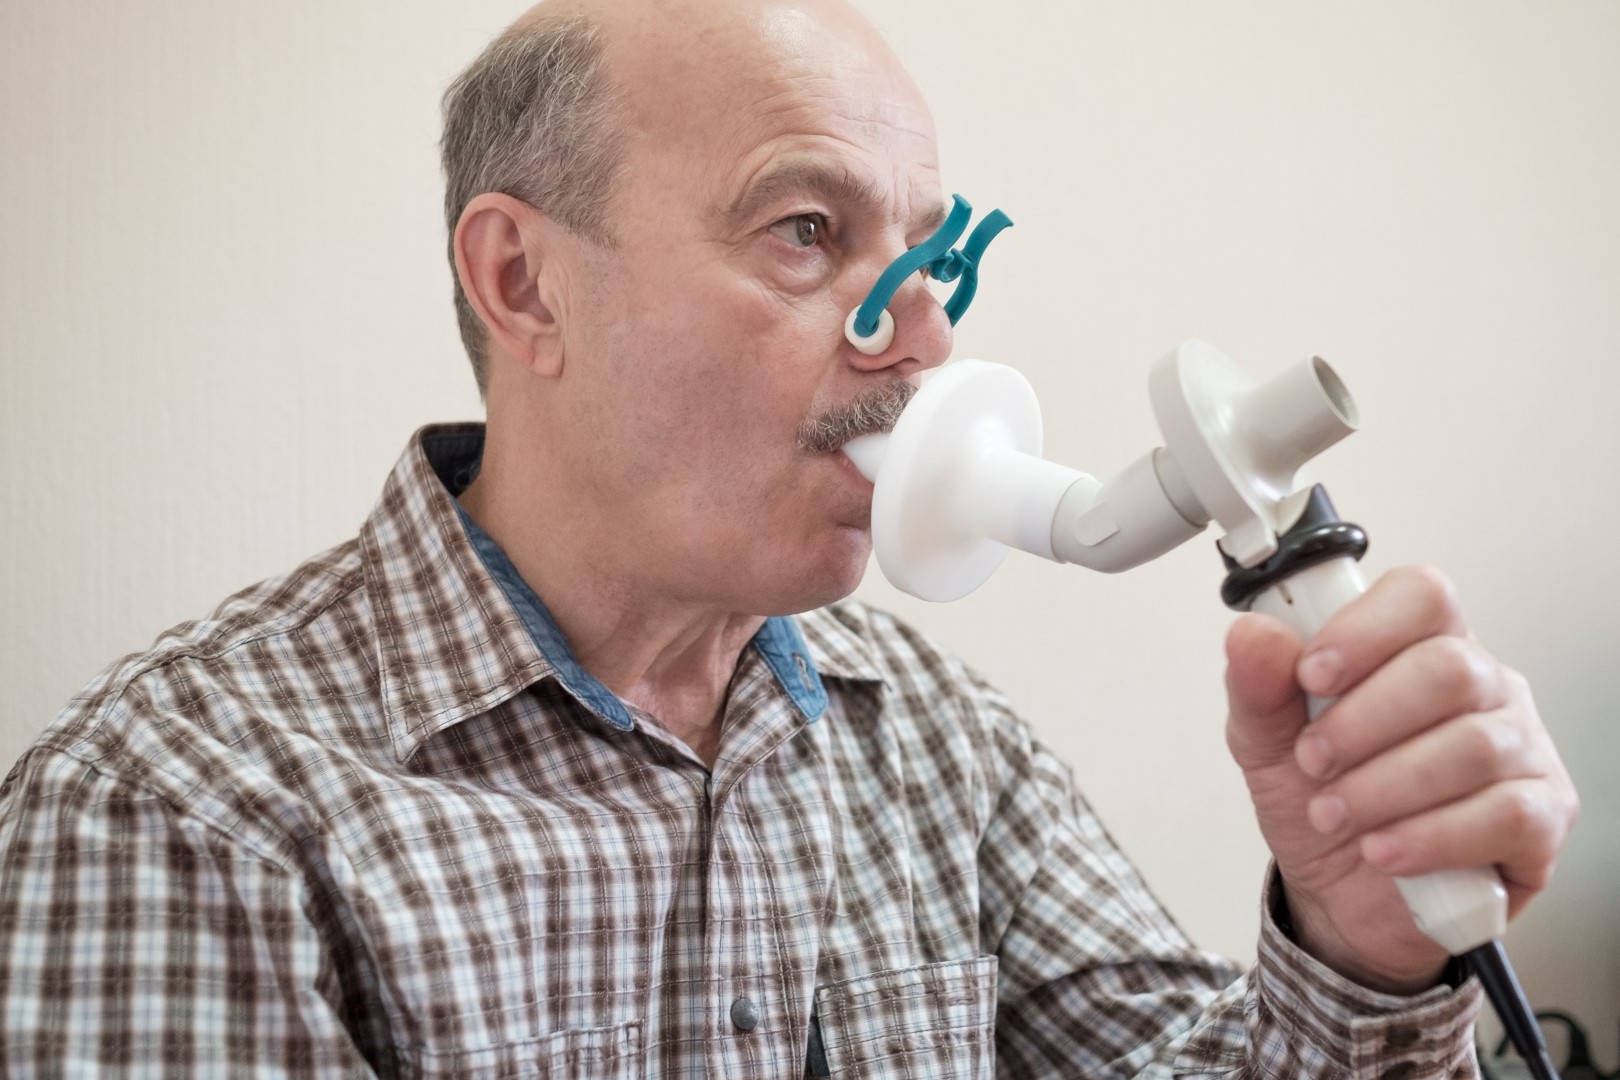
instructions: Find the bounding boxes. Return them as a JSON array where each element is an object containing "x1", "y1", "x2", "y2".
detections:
[{"x1": 730, "y1": 997, "x2": 760, "y2": 1032}]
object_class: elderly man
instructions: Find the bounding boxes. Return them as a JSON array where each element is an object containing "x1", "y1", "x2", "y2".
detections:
[{"x1": 0, "y1": 0, "x2": 1576, "y2": 1076}]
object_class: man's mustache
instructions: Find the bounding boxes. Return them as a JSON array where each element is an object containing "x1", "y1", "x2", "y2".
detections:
[{"x1": 796, "y1": 381, "x2": 916, "y2": 454}]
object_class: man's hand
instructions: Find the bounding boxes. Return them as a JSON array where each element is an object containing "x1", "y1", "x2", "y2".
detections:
[{"x1": 1224, "y1": 565, "x2": 1578, "y2": 994}]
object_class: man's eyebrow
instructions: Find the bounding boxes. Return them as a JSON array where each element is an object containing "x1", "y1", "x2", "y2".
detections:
[
  {"x1": 725, "y1": 160, "x2": 948, "y2": 237},
  {"x1": 727, "y1": 161, "x2": 882, "y2": 223}
]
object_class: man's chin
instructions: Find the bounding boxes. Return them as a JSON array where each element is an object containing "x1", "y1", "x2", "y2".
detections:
[{"x1": 754, "y1": 530, "x2": 872, "y2": 616}]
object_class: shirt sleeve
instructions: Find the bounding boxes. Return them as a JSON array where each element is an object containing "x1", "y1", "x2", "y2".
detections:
[
  {"x1": 973, "y1": 679, "x2": 1483, "y2": 1079},
  {"x1": 0, "y1": 746, "x2": 381, "y2": 1078}
]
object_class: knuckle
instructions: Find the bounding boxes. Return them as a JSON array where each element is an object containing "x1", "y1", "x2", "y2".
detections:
[
  {"x1": 1404, "y1": 564, "x2": 1459, "y2": 623},
  {"x1": 1422, "y1": 636, "x2": 1480, "y2": 699},
  {"x1": 1563, "y1": 785, "x2": 1581, "y2": 828},
  {"x1": 1466, "y1": 648, "x2": 1507, "y2": 709},
  {"x1": 1502, "y1": 665, "x2": 1532, "y2": 701},
  {"x1": 1501, "y1": 786, "x2": 1555, "y2": 846},
  {"x1": 1440, "y1": 638, "x2": 1501, "y2": 710},
  {"x1": 1461, "y1": 715, "x2": 1519, "y2": 778}
]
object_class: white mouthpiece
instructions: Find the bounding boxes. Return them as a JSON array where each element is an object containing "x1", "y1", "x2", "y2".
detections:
[
  {"x1": 841, "y1": 433, "x2": 889, "y2": 483},
  {"x1": 864, "y1": 360, "x2": 1084, "y2": 600}
]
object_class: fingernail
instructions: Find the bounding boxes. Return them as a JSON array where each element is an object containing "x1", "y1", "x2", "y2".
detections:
[
  {"x1": 1295, "y1": 733, "x2": 1334, "y2": 779},
  {"x1": 1362, "y1": 832, "x2": 1402, "y2": 868},
  {"x1": 1299, "y1": 649, "x2": 1343, "y2": 695},
  {"x1": 1308, "y1": 794, "x2": 1348, "y2": 835}
]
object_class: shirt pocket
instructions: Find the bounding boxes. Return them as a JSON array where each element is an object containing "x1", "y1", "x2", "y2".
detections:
[
  {"x1": 813, "y1": 956, "x2": 998, "y2": 1080},
  {"x1": 398, "y1": 1018, "x2": 645, "y2": 1079}
]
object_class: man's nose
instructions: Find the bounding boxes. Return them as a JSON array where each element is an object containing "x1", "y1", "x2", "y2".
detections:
[
  {"x1": 843, "y1": 271, "x2": 953, "y2": 377},
  {"x1": 841, "y1": 195, "x2": 1009, "y2": 377}
]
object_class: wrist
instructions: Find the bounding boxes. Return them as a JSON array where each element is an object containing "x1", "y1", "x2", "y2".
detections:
[{"x1": 1273, "y1": 876, "x2": 1450, "y2": 996}]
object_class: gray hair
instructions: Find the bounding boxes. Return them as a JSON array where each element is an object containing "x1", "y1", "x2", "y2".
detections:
[
  {"x1": 796, "y1": 381, "x2": 916, "y2": 453},
  {"x1": 440, "y1": 16, "x2": 624, "y2": 397}
]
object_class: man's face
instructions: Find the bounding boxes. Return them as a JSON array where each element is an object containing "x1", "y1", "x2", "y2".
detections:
[{"x1": 552, "y1": 4, "x2": 953, "y2": 615}]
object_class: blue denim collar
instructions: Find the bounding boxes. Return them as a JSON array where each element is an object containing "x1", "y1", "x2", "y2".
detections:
[{"x1": 450, "y1": 503, "x2": 828, "y2": 730}]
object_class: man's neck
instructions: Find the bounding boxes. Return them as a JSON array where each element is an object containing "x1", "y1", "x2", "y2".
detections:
[{"x1": 457, "y1": 472, "x2": 763, "y2": 769}]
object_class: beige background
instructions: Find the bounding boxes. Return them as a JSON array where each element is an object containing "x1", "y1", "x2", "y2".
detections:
[{"x1": 3, "y1": 0, "x2": 1616, "y2": 1065}]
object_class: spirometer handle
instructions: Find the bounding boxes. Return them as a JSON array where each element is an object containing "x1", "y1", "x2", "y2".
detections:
[{"x1": 1247, "y1": 554, "x2": 1510, "y2": 955}]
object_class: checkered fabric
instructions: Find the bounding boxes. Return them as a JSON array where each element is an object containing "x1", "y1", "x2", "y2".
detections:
[{"x1": 0, "y1": 425, "x2": 1482, "y2": 1078}]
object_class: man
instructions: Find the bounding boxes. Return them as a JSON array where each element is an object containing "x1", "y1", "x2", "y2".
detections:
[{"x1": 0, "y1": 0, "x2": 1577, "y2": 1075}]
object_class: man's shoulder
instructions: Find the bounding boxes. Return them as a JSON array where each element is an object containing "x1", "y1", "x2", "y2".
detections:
[
  {"x1": 25, "y1": 537, "x2": 373, "y2": 789},
  {"x1": 150, "y1": 537, "x2": 369, "y2": 671}
]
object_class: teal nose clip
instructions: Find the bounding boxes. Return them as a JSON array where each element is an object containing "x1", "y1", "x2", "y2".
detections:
[{"x1": 844, "y1": 194, "x2": 1013, "y2": 355}]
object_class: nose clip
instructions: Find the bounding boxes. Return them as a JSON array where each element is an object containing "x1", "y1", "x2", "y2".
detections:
[{"x1": 844, "y1": 194, "x2": 1013, "y2": 355}]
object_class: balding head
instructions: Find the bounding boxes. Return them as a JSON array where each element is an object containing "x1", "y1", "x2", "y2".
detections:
[{"x1": 441, "y1": 0, "x2": 927, "y2": 396}]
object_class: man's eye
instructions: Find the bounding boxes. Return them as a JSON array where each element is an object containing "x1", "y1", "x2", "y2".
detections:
[{"x1": 768, "y1": 214, "x2": 824, "y2": 249}]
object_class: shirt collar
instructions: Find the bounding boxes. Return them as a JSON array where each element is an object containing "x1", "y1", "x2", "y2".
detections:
[
  {"x1": 361, "y1": 424, "x2": 554, "y2": 764},
  {"x1": 363, "y1": 425, "x2": 880, "y2": 761},
  {"x1": 793, "y1": 602, "x2": 889, "y2": 685},
  {"x1": 457, "y1": 508, "x2": 834, "y2": 727}
]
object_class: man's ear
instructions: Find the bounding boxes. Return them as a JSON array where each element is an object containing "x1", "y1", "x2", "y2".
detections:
[{"x1": 453, "y1": 193, "x2": 571, "y2": 379}]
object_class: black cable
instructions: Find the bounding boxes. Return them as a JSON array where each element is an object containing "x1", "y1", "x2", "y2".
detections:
[
  {"x1": 1496, "y1": 1011, "x2": 1612, "y2": 1080},
  {"x1": 1467, "y1": 940, "x2": 1561, "y2": 1080}
]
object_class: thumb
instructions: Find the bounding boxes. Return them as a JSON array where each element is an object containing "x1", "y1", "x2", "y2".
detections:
[{"x1": 1224, "y1": 612, "x2": 1309, "y2": 772}]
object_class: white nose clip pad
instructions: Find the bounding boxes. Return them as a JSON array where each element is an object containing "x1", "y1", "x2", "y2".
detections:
[{"x1": 845, "y1": 307, "x2": 895, "y2": 355}]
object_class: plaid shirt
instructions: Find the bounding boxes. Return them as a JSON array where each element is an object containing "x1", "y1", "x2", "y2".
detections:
[{"x1": 0, "y1": 426, "x2": 1481, "y2": 1078}]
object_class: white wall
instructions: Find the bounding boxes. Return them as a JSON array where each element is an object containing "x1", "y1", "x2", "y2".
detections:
[{"x1": 3, "y1": 0, "x2": 1615, "y2": 1064}]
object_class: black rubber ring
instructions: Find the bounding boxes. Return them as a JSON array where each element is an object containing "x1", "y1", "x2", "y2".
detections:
[{"x1": 1219, "y1": 486, "x2": 1368, "y2": 610}]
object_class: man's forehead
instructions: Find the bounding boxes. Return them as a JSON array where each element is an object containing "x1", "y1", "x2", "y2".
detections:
[
  {"x1": 599, "y1": 0, "x2": 934, "y2": 148},
  {"x1": 577, "y1": 0, "x2": 942, "y2": 228}
]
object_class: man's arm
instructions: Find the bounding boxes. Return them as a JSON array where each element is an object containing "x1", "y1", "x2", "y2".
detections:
[
  {"x1": 974, "y1": 675, "x2": 1481, "y2": 1078},
  {"x1": 0, "y1": 745, "x2": 381, "y2": 1077}
]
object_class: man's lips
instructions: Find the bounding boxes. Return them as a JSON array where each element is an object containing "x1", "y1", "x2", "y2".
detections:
[
  {"x1": 835, "y1": 431, "x2": 890, "y2": 485},
  {"x1": 831, "y1": 446, "x2": 875, "y2": 489}
]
